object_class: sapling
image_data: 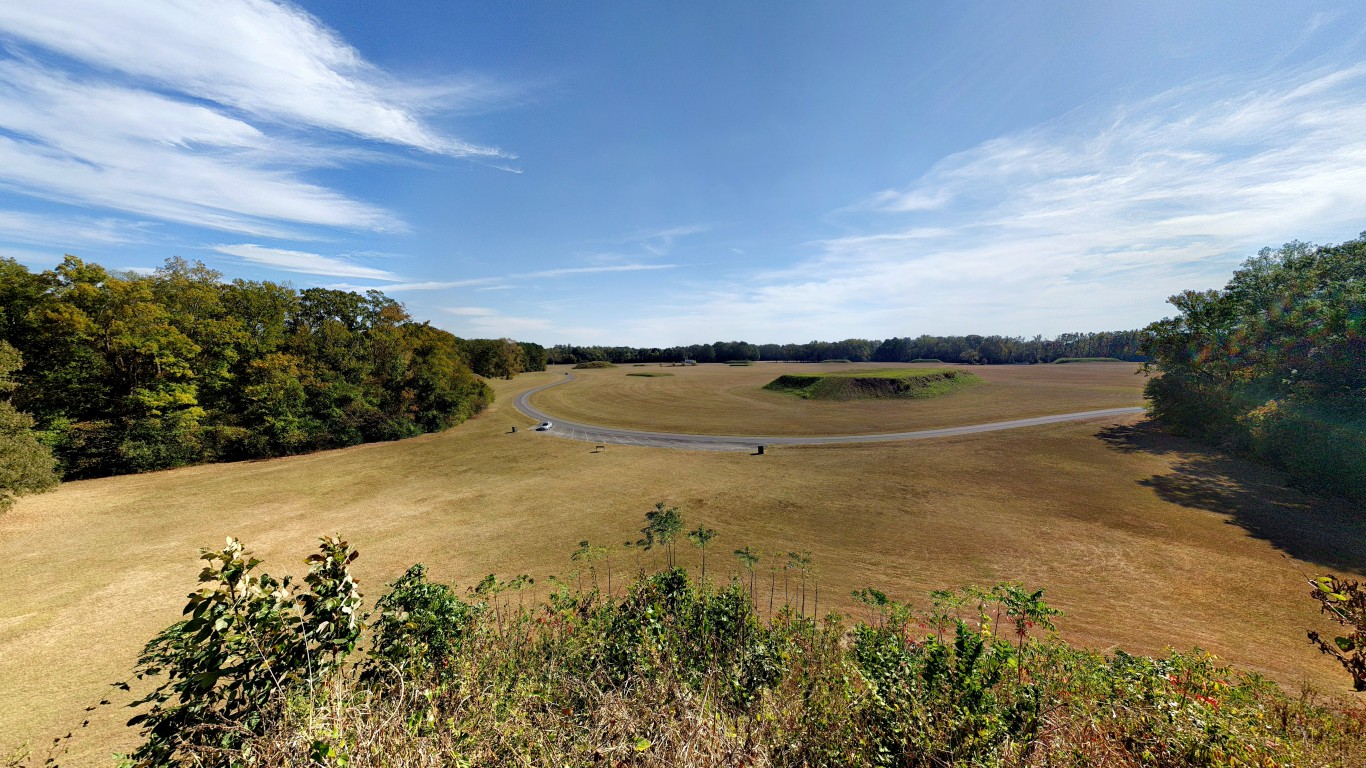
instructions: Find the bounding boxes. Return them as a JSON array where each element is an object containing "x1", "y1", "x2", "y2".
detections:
[
  {"x1": 733, "y1": 546, "x2": 759, "y2": 603},
  {"x1": 687, "y1": 524, "x2": 718, "y2": 584}
]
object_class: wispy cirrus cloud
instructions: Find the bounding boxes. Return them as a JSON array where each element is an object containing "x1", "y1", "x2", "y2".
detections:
[
  {"x1": 0, "y1": 209, "x2": 155, "y2": 246},
  {"x1": 0, "y1": 0, "x2": 511, "y2": 242},
  {"x1": 213, "y1": 244, "x2": 400, "y2": 281},
  {"x1": 0, "y1": 0, "x2": 508, "y2": 158},
  {"x1": 436, "y1": 304, "x2": 605, "y2": 341},
  {"x1": 328, "y1": 263, "x2": 678, "y2": 292},
  {"x1": 525, "y1": 263, "x2": 678, "y2": 279},
  {"x1": 442, "y1": 306, "x2": 498, "y2": 316},
  {"x1": 635, "y1": 65, "x2": 1366, "y2": 342}
]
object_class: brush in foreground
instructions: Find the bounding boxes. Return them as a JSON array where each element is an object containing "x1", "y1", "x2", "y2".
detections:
[{"x1": 55, "y1": 534, "x2": 1366, "y2": 768}]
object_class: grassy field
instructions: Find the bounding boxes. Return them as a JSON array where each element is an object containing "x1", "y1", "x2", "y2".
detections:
[
  {"x1": 2, "y1": 366, "x2": 1362, "y2": 764},
  {"x1": 536, "y1": 361, "x2": 1145, "y2": 435}
]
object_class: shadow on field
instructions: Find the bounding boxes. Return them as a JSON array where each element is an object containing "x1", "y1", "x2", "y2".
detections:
[{"x1": 1098, "y1": 420, "x2": 1366, "y2": 574}]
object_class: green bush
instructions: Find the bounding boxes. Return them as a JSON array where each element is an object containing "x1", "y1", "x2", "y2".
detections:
[
  {"x1": 364, "y1": 563, "x2": 478, "y2": 686},
  {"x1": 127, "y1": 536, "x2": 362, "y2": 766}
]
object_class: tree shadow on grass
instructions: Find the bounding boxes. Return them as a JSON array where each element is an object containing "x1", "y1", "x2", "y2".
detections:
[{"x1": 1098, "y1": 420, "x2": 1366, "y2": 574}]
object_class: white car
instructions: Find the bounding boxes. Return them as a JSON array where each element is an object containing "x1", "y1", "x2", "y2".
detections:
[{"x1": 535, "y1": 421, "x2": 553, "y2": 431}]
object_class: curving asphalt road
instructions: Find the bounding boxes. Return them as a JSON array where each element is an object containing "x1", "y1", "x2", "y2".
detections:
[{"x1": 513, "y1": 372, "x2": 1146, "y2": 452}]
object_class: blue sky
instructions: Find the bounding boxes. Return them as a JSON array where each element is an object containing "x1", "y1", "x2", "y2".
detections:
[{"x1": 1, "y1": 2, "x2": 1364, "y2": 345}]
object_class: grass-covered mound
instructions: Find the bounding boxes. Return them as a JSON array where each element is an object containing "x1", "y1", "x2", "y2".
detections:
[
  {"x1": 1053, "y1": 357, "x2": 1124, "y2": 364},
  {"x1": 626, "y1": 372, "x2": 673, "y2": 377},
  {"x1": 103, "y1": 533, "x2": 1366, "y2": 768},
  {"x1": 764, "y1": 368, "x2": 980, "y2": 401},
  {"x1": 573, "y1": 360, "x2": 617, "y2": 369},
  {"x1": 910, "y1": 358, "x2": 944, "y2": 363}
]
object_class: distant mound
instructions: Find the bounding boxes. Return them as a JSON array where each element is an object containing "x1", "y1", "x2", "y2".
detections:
[
  {"x1": 1053, "y1": 357, "x2": 1124, "y2": 364},
  {"x1": 626, "y1": 372, "x2": 673, "y2": 377},
  {"x1": 820, "y1": 358, "x2": 852, "y2": 363},
  {"x1": 763, "y1": 368, "x2": 980, "y2": 401},
  {"x1": 573, "y1": 360, "x2": 617, "y2": 369},
  {"x1": 726, "y1": 360, "x2": 754, "y2": 366},
  {"x1": 909, "y1": 358, "x2": 943, "y2": 363}
]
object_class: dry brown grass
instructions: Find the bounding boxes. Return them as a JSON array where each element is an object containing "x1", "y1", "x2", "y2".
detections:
[
  {"x1": 531, "y1": 361, "x2": 1146, "y2": 435},
  {"x1": 1, "y1": 367, "x2": 1361, "y2": 765}
]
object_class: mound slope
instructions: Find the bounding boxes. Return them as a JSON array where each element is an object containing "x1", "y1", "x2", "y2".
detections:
[{"x1": 763, "y1": 367, "x2": 980, "y2": 401}]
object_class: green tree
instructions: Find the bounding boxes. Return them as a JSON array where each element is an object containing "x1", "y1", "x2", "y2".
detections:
[
  {"x1": 637, "y1": 502, "x2": 684, "y2": 568},
  {"x1": 0, "y1": 342, "x2": 58, "y2": 510},
  {"x1": 1143, "y1": 236, "x2": 1366, "y2": 501}
]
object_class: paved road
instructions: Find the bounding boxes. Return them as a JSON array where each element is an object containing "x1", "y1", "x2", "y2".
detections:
[{"x1": 513, "y1": 373, "x2": 1146, "y2": 452}]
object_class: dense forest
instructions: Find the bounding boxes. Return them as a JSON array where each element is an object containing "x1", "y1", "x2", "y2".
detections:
[
  {"x1": 545, "y1": 330, "x2": 1146, "y2": 366},
  {"x1": 1143, "y1": 237, "x2": 1366, "y2": 502},
  {"x1": 0, "y1": 256, "x2": 513, "y2": 480}
]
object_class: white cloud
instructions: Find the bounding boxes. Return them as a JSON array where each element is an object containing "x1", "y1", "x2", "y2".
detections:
[
  {"x1": 629, "y1": 65, "x2": 1366, "y2": 343},
  {"x1": 0, "y1": 209, "x2": 153, "y2": 246},
  {"x1": 441, "y1": 306, "x2": 498, "y2": 316},
  {"x1": 213, "y1": 244, "x2": 399, "y2": 280},
  {"x1": 329, "y1": 263, "x2": 678, "y2": 293},
  {"x1": 0, "y1": 1, "x2": 510, "y2": 240},
  {"x1": 523, "y1": 263, "x2": 678, "y2": 278},
  {"x1": 329, "y1": 278, "x2": 500, "y2": 292},
  {"x1": 0, "y1": 0, "x2": 506, "y2": 157},
  {"x1": 433, "y1": 308, "x2": 605, "y2": 342}
]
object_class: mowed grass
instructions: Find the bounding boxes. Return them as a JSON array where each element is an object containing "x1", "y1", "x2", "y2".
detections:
[
  {"x1": 2, "y1": 368, "x2": 1363, "y2": 765},
  {"x1": 537, "y1": 361, "x2": 1145, "y2": 435}
]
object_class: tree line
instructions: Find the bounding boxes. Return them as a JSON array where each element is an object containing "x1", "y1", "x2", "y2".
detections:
[
  {"x1": 0, "y1": 256, "x2": 512, "y2": 481},
  {"x1": 545, "y1": 330, "x2": 1147, "y2": 366},
  {"x1": 1142, "y1": 236, "x2": 1366, "y2": 502}
]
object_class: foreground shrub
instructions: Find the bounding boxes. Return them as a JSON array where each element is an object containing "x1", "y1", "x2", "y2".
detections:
[
  {"x1": 102, "y1": 535, "x2": 1366, "y2": 768},
  {"x1": 125, "y1": 536, "x2": 362, "y2": 766}
]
